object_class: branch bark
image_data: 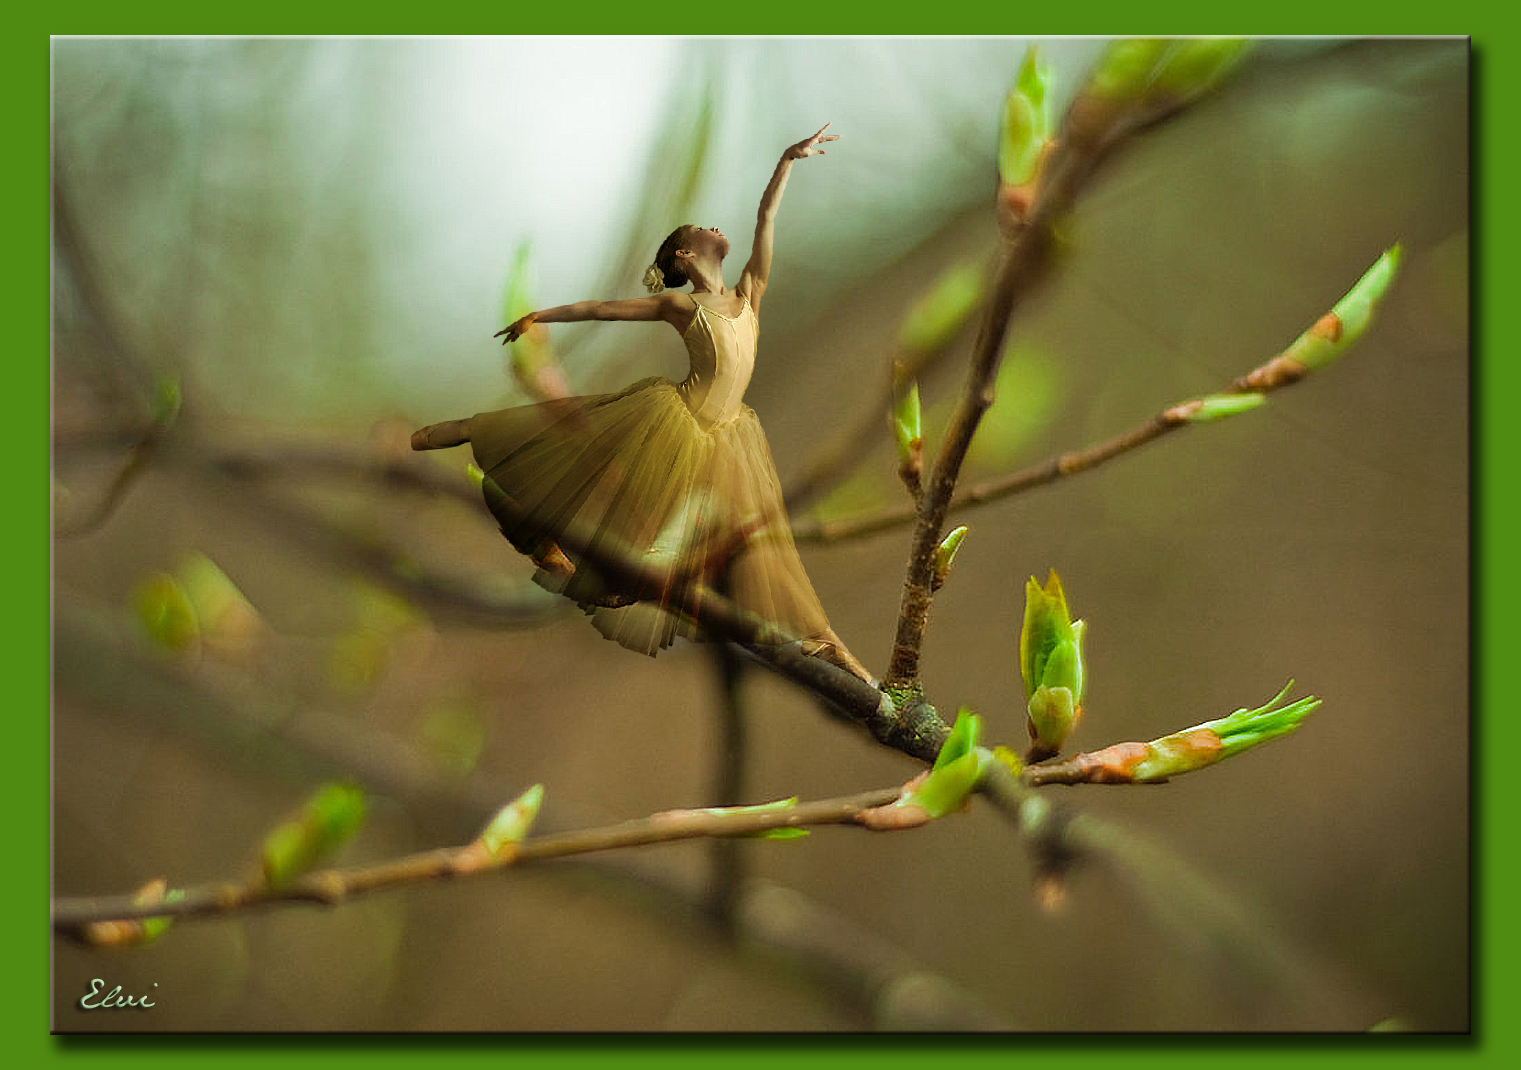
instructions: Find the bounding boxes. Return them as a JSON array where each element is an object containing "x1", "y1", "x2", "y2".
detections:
[
  {"x1": 52, "y1": 786, "x2": 906, "y2": 933},
  {"x1": 880, "y1": 92, "x2": 1153, "y2": 688}
]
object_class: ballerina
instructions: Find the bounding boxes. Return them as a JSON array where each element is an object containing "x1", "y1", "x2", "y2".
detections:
[{"x1": 412, "y1": 124, "x2": 873, "y2": 684}]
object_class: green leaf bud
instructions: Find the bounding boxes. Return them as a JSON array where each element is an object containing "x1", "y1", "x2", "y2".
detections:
[
  {"x1": 479, "y1": 784, "x2": 545, "y2": 856},
  {"x1": 1086, "y1": 38, "x2": 1172, "y2": 101},
  {"x1": 261, "y1": 783, "x2": 366, "y2": 888},
  {"x1": 898, "y1": 261, "x2": 986, "y2": 356},
  {"x1": 999, "y1": 47, "x2": 1054, "y2": 187},
  {"x1": 1130, "y1": 682, "x2": 1320, "y2": 781},
  {"x1": 933, "y1": 707, "x2": 982, "y2": 771},
  {"x1": 745, "y1": 827, "x2": 811, "y2": 841},
  {"x1": 696, "y1": 796, "x2": 799, "y2": 818},
  {"x1": 1285, "y1": 246, "x2": 1403, "y2": 371},
  {"x1": 154, "y1": 375, "x2": 183, "y2": 423},
  {"x1": 891, "y1": 711, "x2": 994, "y2": 820},
  {"x1": 893, "y1": 381, "x2": 922, "y2": 464},
  {"x1": 906, "y1": 748, "x2": 994, "y2": 819},
  {"x1": 1184, "y1": 392, "x2": 1269, "y2": 422},
  {"x1": 1019, "y1": 570, "x2": 1085, "y2": 702},
  {"x1": 932, "y1": 526, "x2": 968, "y2": 590},
  {"x1": 134, "y1": 573, "x2": 199, "y2": 652},
  {"x1": 1027, "y1": 685, "x2": 1077, "y2": 760},
  {"x1": 991, "y1": 744, "x2": 1024, "y2": 778},
  {"x1": 1151, "y1": 38, "x2": 1249, "y2": 101}
]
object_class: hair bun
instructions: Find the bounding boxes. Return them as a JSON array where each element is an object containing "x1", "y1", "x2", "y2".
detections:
[{"x1": 642, "y1": 264, "x2": 666, "y2": 294}]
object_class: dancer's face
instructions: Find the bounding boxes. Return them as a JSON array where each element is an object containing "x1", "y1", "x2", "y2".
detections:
[{"x1": 684, "y1": 226, "x2": 729, "y2": 261}]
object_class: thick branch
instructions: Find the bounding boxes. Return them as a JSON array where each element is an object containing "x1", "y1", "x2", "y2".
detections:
[{"x1": 468, "y1": 467, "x2": 951, "y2": 762}]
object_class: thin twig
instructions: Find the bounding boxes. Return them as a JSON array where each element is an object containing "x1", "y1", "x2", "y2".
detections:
[
  {"x1": 782, "y1": 333, "x2": 972, "y2": 514},
  {"x1": 51, "y1": 786, "x2": 905, "y2": 933},
  {"x1": 205, "y1": 442, "x2": 485, "y2": 512},
  {"x1": 51, "y1": 155, "x2": 160, "y2": 420},
  {"x1": 54, "y1": 415, "x2": 174, "y2": 538},
  {"x1": 881, "y1": 94, "x2": 1147, "y2": 689},
  {"x1": 881, "y1": 230, "x2": 1046, "y2": 688},
  {"x1": 788, "y1": 319, "x2": 1336, "y2": 546}
]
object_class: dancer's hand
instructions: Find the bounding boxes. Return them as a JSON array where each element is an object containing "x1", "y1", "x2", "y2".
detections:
[
  {"x1": 495, "y1": 313, "x2": 536, "y2": 344},
  {"x1": 784, "y1": 123, "x2": 838, "y2": 160}
]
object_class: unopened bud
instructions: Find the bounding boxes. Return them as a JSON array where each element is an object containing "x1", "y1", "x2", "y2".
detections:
[
  {"x1": 932, "y1": 526, "x2": 968, "y2": 591},
  {"x1": 1019, "y1": 571, "x2": 1086, "y2": 757}
]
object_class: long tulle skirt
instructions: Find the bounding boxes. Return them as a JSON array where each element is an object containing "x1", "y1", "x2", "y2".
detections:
[{"x1": 470, "y1": 376, "x2": 834, "y2": 656}]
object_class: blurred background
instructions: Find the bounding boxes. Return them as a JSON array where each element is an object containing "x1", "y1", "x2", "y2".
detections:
[{"x1": 51, "y1": 37, "x2": 1467, "y2": 1031}]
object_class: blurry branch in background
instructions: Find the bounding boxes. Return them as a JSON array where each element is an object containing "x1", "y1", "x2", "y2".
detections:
[
  {"x1": 56, "y1": 420, "x2": 559, "y2": 624},
  {"x1": 56, "y1": 597, "x2": 1012, "y2": 1028},
  {"x1": 52, "y1": 156, "x2": 184, "y2": 538},
  {"x1": 792, "y1": 244, "x2": 1401, "y2": 546},
  {"x1": 204, "y1": 441, "x2": 482, "y2": 512},
  {"x1": 706, "y1": 638, "x2": 751, "y2": 930},
  {"x1": 541, "y1": 52, "x2": 717, "y2": 375},
  {"x1": 500, "y1": 244, "x2": 571, "y2": 403},
  {"x1": 783, "y1": 260, "x2": 989, "y2": 512},
  {"x1": 607, "y1": 58, "x2": 716, "y2": 295},
  {"x1": 195, "y1": 448, "x2": 560, "y2": 627},
  {"x1": 51, "y1": 158, "x2": 162, "y2": 422},
  {"x1": 724, "y1": 878, "x2": 1018, "y2": 1030},
  {"x1": 54, "y1": 376, "x2": 182, "y2": 538}
]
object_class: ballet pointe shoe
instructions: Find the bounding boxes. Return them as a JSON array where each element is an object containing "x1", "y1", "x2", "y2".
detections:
[
  {"x1": 532, "y1": 543, "x2": 576, "y2": 579},
  {"x1": 799, "y1": 634, "x2": 878, "y2": 687},
  {"x1": 532, "y1": 544, "x2": 637, "y2": 607},
  {"x1": 411, "y1": 419, "x2": 471, "y2": 451}
]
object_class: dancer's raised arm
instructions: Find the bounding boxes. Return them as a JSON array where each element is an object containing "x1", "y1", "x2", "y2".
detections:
[
  {"x1": 737, "y1": 124, "x2": 839, "y2": 312},
  {"x1": 496, "y1": 292, "x2": 690, "y2": 344}
]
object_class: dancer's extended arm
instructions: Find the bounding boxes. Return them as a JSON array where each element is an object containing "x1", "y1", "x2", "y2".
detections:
[
  {"x1": 496, "y1": 292, "x2": 690, "y2": 343},
  {"x1": 738, "y1": 124, "x2": 838, "y2": 311}
]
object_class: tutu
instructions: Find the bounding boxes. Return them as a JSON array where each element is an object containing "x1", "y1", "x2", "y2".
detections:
[{"x1": 468, "y1": 294, "x2": 837, "y2": 657}]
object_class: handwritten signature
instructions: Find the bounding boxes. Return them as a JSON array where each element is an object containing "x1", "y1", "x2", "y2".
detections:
[{"x1": 78, "y1": 979, "x2": 157, "y2": 1009}]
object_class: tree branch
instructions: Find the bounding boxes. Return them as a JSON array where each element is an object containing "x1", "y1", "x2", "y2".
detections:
[
  {"x1": 52, "y1": 786, "x2": 906, "y2": 934},
  {"x1": 788, "y1": 289, "x2": 1363, "y2": 547},
  {"x1": 782, "y1": 322, "x2": 976, "y2": 514},
  {"x1": 51, "y1": 598, "x2": 1013, "y2": 1027},
  {"x1": 56, "y1": 592, "x2": 1335, "y2": 1021},
  {"x1": 880, "y1": 85, "x2": 1160, "y2": 689}
]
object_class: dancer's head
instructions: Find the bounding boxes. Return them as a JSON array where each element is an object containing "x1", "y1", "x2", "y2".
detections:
[{"x1": 647, "y1": 225, "x2": 729, "y2": 291}]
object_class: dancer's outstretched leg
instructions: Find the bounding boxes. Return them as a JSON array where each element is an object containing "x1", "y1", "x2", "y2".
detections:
[{"x1": 411, "y1": 418, "x2": 472, "y2": 451}]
